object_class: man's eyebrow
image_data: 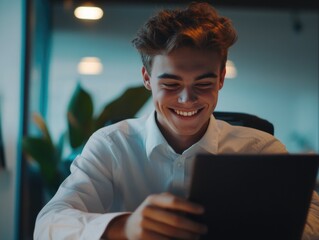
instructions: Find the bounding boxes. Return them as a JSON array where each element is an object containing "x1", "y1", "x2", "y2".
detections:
[
  {"x1": 157, "y1": 72, "x2": 217, "y2": 80},
  {"x1": 195, "y1": 72, "x2": 217, "y2": 80},
  {"x1": 157, "y1": 73, "x2": 182, "y2": 80}
]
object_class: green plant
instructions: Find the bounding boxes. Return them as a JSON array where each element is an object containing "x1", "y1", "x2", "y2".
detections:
[{"x1": 22, "y1": 84, "x2": 151, "y2": 196}]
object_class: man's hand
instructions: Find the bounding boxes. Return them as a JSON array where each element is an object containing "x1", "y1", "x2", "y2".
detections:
[
  {"x1": 125, "y1": 192, "x2": 207, "y2": 239},
  {"x1": 105, "y1": 192, "x2": 207, "y2": 240}
]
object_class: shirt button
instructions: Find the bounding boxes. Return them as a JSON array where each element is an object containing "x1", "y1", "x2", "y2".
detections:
[{"x1": 177, "y1": 162, "x2": 182, "y2": 168}]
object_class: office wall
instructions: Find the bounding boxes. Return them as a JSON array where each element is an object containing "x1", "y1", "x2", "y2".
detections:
[
  {"x1": 216, "y1": 9, "x2": 319, "y2": 153},
  {"x1": 0, "y1": 0, "x2": 23, "y2": 240},
  {"x1": 47, "y1": 4, "x2": 318, "y2": 154}
]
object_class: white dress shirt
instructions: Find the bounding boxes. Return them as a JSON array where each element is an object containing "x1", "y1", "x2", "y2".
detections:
[{"x1": 34, "y1": 111, "x2": 319, "y2": 239}]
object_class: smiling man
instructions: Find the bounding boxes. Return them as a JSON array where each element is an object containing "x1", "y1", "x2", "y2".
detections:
[
  {"x1": 34, "y1": 2, "x2": 319, "y2": 240},
  {"x1": 142, "y1": 48, "x2": 225, "y2": 154}
]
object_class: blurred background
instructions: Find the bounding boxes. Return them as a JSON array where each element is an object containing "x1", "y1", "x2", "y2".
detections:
[{"x1": 0, "y1": 0, "x2": 318, "y2": 239}]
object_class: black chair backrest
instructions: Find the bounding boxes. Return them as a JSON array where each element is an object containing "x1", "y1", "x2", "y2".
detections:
[{"x1": 213, "y1": 111, "x2": 274, "y2": 135}]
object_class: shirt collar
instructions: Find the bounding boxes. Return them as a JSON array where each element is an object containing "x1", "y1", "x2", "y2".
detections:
[
  {"x1": 188, "y1": 115, "x2": 219, "y2": 155},
  {"x1": 145, "y1": 111, "x2": 168, "y2": 159},
  {"x1": 145, "y1": 111, "x2": 219, "y2": 158}
]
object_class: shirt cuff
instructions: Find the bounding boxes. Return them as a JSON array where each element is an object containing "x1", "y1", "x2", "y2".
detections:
[{"x1": 84, "y1": 212, "x2": 131, "y2": 240}]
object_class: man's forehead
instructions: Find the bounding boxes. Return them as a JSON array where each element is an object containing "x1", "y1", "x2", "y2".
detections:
[
  {"x1": 152, "y1": 51, "x2": 222, "y2": 72},
  {"x1": 174, "y1": 63, "x2": 213, "y2": 72}
]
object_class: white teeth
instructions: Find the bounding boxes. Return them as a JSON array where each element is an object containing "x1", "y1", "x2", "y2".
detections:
[{"x1": 174, "y1": 109, "x2": 198, "y2": 116}]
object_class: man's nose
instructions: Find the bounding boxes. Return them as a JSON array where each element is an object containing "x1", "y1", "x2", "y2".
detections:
[{"x1": 178, "y1": 88, "x2": 197, "y2": 103}]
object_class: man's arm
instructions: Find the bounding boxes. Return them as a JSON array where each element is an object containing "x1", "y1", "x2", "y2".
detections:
[
  {"x1": 302, "y1": 191, "x2": 319, "y2": 240},
  {"x1": 103, "y1": 192, "x2": 207, "y2": 240},
  {"x1": 34, "y1": 143, "x2": 123, "y2": 240},
  {"x1": 33, "y1": 157, "x2": 121, "y2": 239}
]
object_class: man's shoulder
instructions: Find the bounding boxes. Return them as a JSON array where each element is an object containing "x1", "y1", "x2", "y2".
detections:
[
  {"x1": 215, "y1": 119, "x2": 287, "y2": 153},
  {"x1": 94, "y1": 115, "x2": 149, "y2": 139},
  {"x1": 216, "y1": 119, "x2": 273, "y2": 139},
  {"x1": 79, "y1": 116, "x2": 150, "y2": 163}
]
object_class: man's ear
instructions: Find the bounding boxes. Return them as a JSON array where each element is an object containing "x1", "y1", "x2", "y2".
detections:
[
  {"x1": 219, "y1": 67, "x2": 226, "y2": 90},
  {"x1": 142, "y1": 66, "x2": 152, "y2": 90}
]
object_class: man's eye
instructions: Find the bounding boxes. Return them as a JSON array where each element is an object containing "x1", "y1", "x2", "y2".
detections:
[
  {"x1": 196, "y1": 83, "x2": 212, "y2": 88},
  {"x1": 163, "y1": 83, "x2": 179, "y2": 88}
]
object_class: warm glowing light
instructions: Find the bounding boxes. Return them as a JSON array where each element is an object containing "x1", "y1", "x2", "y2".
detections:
[
  {"x1": 78, "y1": 57, "x2": 103, "y2": 75},
  {"x1": 74, "y1": 6, "x2": 104, "y2": 20},
  {"x1": 225, "y1": 60, "x2": 237, "y2": 79}
]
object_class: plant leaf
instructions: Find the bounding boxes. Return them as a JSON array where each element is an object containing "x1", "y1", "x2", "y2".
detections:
[
  {"x1": 32, "y1": 113, "x2": 53, "y2": 145},
  {"x1": 56, "y1": 132, "x2": 65, "y2": 161},
  {"x1": 95, "y1": 85, "x2": 151, "y2": 129},
  {"x1": 67, "y1": 84, "x2": 94, "y2": 149},
  {"x1": 22, "y1": 137, "x2": 58, "y2": 186}
]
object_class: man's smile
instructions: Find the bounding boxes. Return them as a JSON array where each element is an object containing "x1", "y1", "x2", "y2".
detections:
[{"x1": 170, "y1": 107, "x2": 204, "y2": 117}]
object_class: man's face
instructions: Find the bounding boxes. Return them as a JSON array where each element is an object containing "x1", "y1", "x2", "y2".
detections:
[{"x1": 142, "y1": 47, "x2": 226, "y2": 144}]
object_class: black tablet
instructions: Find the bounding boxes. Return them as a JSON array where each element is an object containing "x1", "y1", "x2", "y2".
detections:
[{"x1": 188, "y1": 154, "x2": 319, "y2": 240}]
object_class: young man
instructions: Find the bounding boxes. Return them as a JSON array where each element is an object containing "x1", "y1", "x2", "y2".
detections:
[{"x1": 34, "y1": 2, "x2": 319, "y2": 240}]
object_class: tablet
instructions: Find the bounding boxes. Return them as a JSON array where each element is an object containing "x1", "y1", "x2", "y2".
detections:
[{"x1": 188, "y1": 154, "x2": 319, "y2": 240}]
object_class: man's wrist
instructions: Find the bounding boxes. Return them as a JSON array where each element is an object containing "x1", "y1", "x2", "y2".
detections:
[{"x1": 102, "y1": 213, "x2": 130, "y2": 239}]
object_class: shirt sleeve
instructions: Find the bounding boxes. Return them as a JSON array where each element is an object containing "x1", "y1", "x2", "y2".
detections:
[
  {"x1": 257, "y1": 135, "x2": 287, "y2": 154},
  {"x1": 302, "y1": 191, "x2": 319, "y2": 240},
  {"x1": 33, "y1": 130, "x2": 129, "y2": 240}
]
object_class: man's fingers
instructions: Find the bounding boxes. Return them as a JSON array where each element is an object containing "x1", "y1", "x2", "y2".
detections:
[
  {"x1": 136, "y1": 229, "x2": 171, "y2": 240},
  {"x1": 141, "y1": 216, "x2": 202, "y2": 239},
  {"x1": 141, "y1": 205, "x2": 207, "y2": 234},
  {"x1": 145, "y1": 192, "x2": 204, "y2": 215}
]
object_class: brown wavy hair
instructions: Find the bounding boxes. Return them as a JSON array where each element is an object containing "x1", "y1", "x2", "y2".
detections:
[{"x1": 132, "y1": 2, "x2": 238, "y2": 74}]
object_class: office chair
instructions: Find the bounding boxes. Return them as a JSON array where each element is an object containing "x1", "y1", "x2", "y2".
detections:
[{"x1": 213, "y1": 111, "x2": 274, "y2": 135}]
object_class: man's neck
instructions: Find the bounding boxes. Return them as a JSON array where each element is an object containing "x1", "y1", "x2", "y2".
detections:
[{"x1": 155, "y1": 115, "x2": 208, "y2": 154}]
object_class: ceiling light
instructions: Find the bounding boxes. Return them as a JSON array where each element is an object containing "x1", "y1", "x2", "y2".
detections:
[
  {"x1": 225, "y1": 60, "x2": 237, "y2": 79},
  {"x1": 78, "y1": 57, "x2": 103, "y2": 75},
  {"x1": 74, "y1": 6, "x2": 103, "y2": 20}
]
